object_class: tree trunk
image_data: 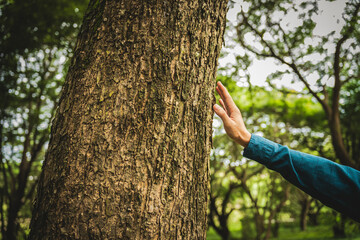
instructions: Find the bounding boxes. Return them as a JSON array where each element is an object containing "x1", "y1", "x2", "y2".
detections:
[
  {"x1": 332, "y1": 213, "x2": 346, "y2": 238},
  {"x1": 29, "y1": 0, "x2": 228, "y2": 239},
  {"x1": 308, "y1": 213, "x2": 319, "y2": 226},
  {"x1": 271, "y1": 219, "x2": 280, "y2": 238},
  {"x1": 329, "y1": 111, "x2": 355, "y2": 169},
  {"x1": 218, "y1": 216, "x2": 230, "y2": 240},
  {"x1": 308, "y1": 201, "x2": 323, "y2": 226},
  {"x1": 208, "y1": 196, "x2": 231, "y2": 240},
  {"x1": 299, "y1": 198, "x2": 311, "y2": 231},
  {"x1": 254, "y1": 213, "x2": 265, "y2": 240}
]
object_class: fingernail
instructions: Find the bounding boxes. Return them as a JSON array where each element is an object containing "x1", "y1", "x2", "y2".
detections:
[{"x1": 213, "y1": 104, "x2": 220, "y2": 110}]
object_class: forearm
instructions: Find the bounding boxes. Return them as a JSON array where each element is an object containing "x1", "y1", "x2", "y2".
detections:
[{"x1": 243, "y1": 134, "x2": 360, "y2": 222}]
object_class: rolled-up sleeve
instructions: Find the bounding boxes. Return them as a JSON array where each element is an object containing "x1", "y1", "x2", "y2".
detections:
[{"x1": 243, "y1": 134, "x2": 360, "y2": 222}]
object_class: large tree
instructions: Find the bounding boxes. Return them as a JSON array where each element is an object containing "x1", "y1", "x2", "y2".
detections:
[{"x1": 29, "y1": 0, "x2": 228, "y2": 239}]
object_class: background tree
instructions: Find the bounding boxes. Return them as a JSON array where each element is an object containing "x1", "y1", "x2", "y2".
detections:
[
  {"x1": 225, "y1": 0, "x2": 360, "y2": 236},
  {"x1": 208, "y1": 151, "x2": 240, "y2": 240},
  {"x1": 341, "y1": 79, "x2": 360, "y2": 166},
  {"x1": 207, "y1": 68, "x2": 356, "y2": 238},
  {"x1": 209, "y1": 132, "x2": 289, "y2": 240},
  {"x1": 29, "y1": 0, "x2": 228, "y2": 239},
  {"x1": 235, "y1": 0, "x2": 360, "y2": 170},
  {"x1": 0, "y1": 0, "x2": 87, "y2": 239}
]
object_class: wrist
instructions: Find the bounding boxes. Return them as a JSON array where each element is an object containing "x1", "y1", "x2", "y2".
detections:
[
  {"x1": 243, "y1": 131, "x2": 251, "y2": 147},
  {"x1": 236, "y1": 131, "x2": 251, "y2": 148}
]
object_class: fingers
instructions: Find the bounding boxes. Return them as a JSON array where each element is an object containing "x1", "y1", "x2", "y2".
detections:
[
  {"x1": 216, "y1": 85, "x2": 226, "y2": 103},
  {"x1": 219, "y1": 99, "x2": 228, "y2": 115},
  {"x1": 213, "y1": 104, "x2": 230, "y2": 124},
  {"x1": 216, "y1": 81, "x2": 238, "y2": 114}
]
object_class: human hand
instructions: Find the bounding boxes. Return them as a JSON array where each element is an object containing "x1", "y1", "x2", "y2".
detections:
[{"x1": 213, "y1": 81, "x2": 251, "y2": 147}]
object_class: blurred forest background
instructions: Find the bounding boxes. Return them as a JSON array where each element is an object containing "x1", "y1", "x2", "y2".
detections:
[{"x1": 0, "y1": 0, "x2": 359, "y2": 239}]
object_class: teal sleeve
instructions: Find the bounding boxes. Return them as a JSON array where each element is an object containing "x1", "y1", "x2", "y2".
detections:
[{"x1": 243, "y1": 134, "x2": 360, "y2": 222}]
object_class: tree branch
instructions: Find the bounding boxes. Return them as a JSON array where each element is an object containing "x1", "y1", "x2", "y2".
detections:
[
  {"x1": 239, "y1": 10, "x2": 333, "y2": 118},
  {"x1": 342, "y1": 72, "x2": 360, "y2": 86},
  {"x1": 333, "y1": 1, "x2": 360, "y2": 113}
]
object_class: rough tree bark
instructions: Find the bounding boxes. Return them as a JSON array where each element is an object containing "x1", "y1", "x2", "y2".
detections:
[{"x1": 28, "y1": 0, "x2": 228, "y2": 239}]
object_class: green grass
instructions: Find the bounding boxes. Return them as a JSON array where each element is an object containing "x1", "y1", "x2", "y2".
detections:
[
  {"x1": 271, "y1": 224, "x2": 360, "y2": 240},
  {"x1": 207, "y1": 224, "x2": 360, "y2": 240}
]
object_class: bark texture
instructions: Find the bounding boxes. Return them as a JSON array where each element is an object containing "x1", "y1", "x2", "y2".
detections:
[{"x1": 29, "y1": 0, "x2": 228, "y2": 239}]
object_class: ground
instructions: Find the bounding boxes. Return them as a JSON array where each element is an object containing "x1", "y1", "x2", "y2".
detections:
[{"x1": 207, "y1": 224, "x2": 360, "y2": 240}]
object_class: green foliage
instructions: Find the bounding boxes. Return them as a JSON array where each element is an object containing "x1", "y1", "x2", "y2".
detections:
[
  {"x1": 341, "y1": 79, "x2": 360, "y2": 163},
  {"x1": 209, "y1": 0, "x2": 360, "y2": 239},
  {"x1": 1, "y1": 0, "x2": 359, "y2": 239},
  {"x1": 0, "y1": 0, "x2": 88, "y2": 238},
  {"x1": 234, "y1": 0, "x2": 359, "y2": 131},
  {"x1": 211, "y1": 74, "x2": 336, "y2": 239}
]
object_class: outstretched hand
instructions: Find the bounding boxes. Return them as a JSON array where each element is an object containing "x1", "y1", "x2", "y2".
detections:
[{"x1": 213, "y1": 81, "x2": 251, "y2": 147}]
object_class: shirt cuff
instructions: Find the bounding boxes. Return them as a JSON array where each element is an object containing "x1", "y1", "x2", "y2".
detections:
[{"x1": 243, "y1": 134, "x2": 278, "y2": 166}]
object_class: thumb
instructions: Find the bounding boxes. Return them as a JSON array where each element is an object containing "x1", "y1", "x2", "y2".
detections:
[{"x1": 213, "y1": 104, "x2": 230, "y2": 123}]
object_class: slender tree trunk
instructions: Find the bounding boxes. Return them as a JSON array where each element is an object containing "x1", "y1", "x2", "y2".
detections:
[
  {"x1": 5, "y1": 124, "x2": 33, "y2": 240},
  {"x1": 308, "y1": 200, "x2": 323, "y2": 226},
  {"x1": 332, "y1": 213, "x2": 346, "y2": 238},
  {"x1": 299, "y1": 198, "x2": 311, "y2": 231},
  {"x1": 271, "y1": 219, "x2": 280, "y2": 238},
  {"x1": 329, "y1": 110, "x2": 355, "y2": 169},
  {"x1": 263, "y1": 185, "x2": 289, "y2": 240},
  {"x1": 4, "y1": 75, "x2": 48, "y2": 240},
  {"x1": 218, "y1": 216, "x2": 230, "y2": 240},
  {"x1": 29, "y1": 0, "x2": 228, "y2": 239},
  {"x1": 208, "y1": 196, "x2": 231, "y2": 240},
  {"x1": 5, "y1": 201, "x2": 20, "y2": 240},
  {"x1": 254, "y1": 213, "x2": 265, "y2": 240},
  {"x1": 308, "y1": 211, "x2": 320, "y2": 226}
]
